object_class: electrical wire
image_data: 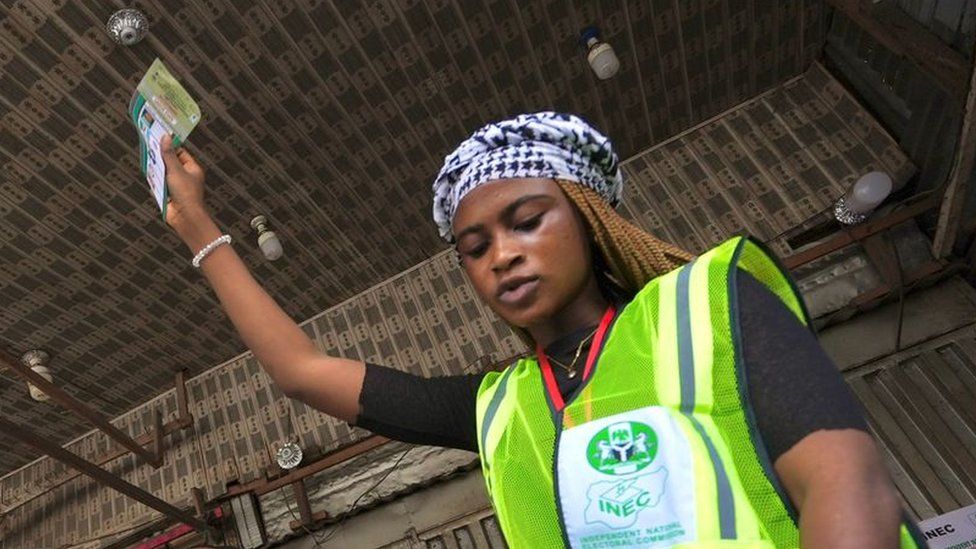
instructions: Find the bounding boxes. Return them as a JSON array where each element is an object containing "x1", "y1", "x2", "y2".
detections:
[
  {"x1": 316, "y1": 446, "x2": 413, "y2": 545},
  {"x1": 762, "y1": 202, "x2": 834, "y2": 245},
  {"x1": 762, "y1": 187, "x2": 939, "y2": 248},
  {"x1": 282, "y1": 485, "x2": 326, "y2": 547},
  {"x1": 886, "y1": 232, "x2": 907, "y2": 355},
  {"x1": 279, "y1": 446, "x2": 412, "y2": 547}
]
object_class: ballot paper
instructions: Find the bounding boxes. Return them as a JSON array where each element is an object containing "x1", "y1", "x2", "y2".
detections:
[{"x1": 129, "y1": 58, "x2": 201, "y2": 219}]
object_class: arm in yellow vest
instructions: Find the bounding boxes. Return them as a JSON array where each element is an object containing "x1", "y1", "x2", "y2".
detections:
[{"x1": 775, "y1": 429, "x2": 902, "y2": 548}]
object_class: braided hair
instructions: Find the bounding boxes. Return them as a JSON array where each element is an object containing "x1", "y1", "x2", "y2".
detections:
[
  {"x1": 508, "y1": 181, "x2": 693, "y2": 348},
  {"x1": 557, "y1": 180, "x2": 693, "y2": 298}
]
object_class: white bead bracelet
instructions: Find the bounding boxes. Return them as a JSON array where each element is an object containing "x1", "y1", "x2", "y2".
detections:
[{"x1": 192, "y1": 234, "x2": 232, "y2": 268}]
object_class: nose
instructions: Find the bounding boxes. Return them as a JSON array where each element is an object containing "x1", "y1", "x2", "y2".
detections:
[{"x1": 490, "y1": 232, "x2": 524, "y2": 273}]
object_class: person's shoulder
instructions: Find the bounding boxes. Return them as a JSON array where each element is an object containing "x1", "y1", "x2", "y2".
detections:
[{"x1": 477, "y1": 356, "x2": 535, "y2": 394}]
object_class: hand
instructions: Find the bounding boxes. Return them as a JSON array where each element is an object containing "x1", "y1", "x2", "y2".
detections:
[{"x1": 160, "y1": 134, "x2": 208, "y2": 234}]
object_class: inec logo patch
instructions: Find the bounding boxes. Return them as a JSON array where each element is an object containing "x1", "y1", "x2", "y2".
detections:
[
  {"x1": 584, "y1": 469, "x2": 669, "y2": 530},
  {"x1": 586, "y1": 421, "x2": 658, "y2": 475}
]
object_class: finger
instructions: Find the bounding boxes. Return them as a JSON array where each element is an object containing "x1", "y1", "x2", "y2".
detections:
[
  {"x1": 160, "y1": 134, "x2": 181, "y2": 170},
  {"x1": 175, "y1": 147, "x2": 202, "y2": 173}
]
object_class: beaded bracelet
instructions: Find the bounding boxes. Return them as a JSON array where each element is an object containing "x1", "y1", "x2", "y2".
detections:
[{"x1": 191, "y1": 234, "x2": 232, "y2": 268}]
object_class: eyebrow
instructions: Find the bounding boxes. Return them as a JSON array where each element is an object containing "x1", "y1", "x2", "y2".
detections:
[{"x1": 454, "y1": 193, "x2": 553, "y2": 242}]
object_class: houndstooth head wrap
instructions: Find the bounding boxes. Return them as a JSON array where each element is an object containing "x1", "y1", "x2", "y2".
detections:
[{"x1": 432, "y1": 111, "x2": 623, "y2": 242}]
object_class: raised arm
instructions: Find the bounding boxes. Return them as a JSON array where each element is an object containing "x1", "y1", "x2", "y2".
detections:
[{"x1": 160, "y1": 135, "x2": 364, "y2": 423}]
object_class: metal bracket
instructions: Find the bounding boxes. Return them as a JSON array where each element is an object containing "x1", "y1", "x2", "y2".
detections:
[
  {"x1": 0, "y1": 351, "x2": 186, "y2": 468},
  {"x1": 0, "y1": 370, "x2": 194, "y2": 515},
  {"x1": 0, "y1": 416, "x2": 213, "y2": 534}
]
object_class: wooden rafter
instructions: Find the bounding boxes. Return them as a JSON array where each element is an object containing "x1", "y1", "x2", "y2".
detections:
[
  {"x1": 826, "y1": 0, "x2": 970, "y2": 98},
  {"x1": 932, "y1": 43, "x2": 976, "y2": 257}
]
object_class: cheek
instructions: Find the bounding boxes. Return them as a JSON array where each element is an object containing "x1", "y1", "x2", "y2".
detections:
[
  {"x1": 538, "y1": 215, "x2": 591, "y2": 272},
  {"x1": 462, "y1": 263, "x2": 495, "y2": 302},
  {"x1": 537, "y1": 225, "x2": 594, "y2": 300}
]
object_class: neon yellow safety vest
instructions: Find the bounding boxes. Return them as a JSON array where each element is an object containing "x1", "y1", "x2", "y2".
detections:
[{"x1": 476, "y1": 236, "x2": 925, "y2": 548}]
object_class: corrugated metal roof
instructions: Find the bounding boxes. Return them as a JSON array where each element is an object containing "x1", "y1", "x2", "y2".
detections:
[
  {"x1": 845, "y1": 323, "x2": 976, "y2": 520},
  {"x1": 0, "y1": 0, "x2": 828, "y2": 475}
]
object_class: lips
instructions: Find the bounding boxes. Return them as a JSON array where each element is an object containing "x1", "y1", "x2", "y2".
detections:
[{"x1": 496, "y1": 276, "x2": 540, "y2": 305}]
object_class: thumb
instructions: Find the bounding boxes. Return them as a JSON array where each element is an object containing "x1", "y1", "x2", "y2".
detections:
[{"x1": 160, "y1": 134, "x2": 181, "y2": 170}]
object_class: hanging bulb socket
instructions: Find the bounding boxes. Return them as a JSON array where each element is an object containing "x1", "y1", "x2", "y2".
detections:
[
  {"x1": 580, "y1": 26, "x2": 620, "y2": 80},
  {"x1": 21, "y1": 349, "x2": 52, "y2": 402},
  {"x1": 275, "y1": 441, "x2": 303, "y2": 469},
  {"x1": 250, "y1": 215, "x2": 284, "y2": 261},
  {"x1": 834, "y1": 171, "x2": 893, "y2": 225},
  {"x1": 106, "y1": 8, "x2": 149, "y2": 46}
]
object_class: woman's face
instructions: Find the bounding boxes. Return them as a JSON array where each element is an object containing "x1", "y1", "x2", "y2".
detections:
[{"x1": 452, "y1": 178, "x2": 601, "y2": 334}]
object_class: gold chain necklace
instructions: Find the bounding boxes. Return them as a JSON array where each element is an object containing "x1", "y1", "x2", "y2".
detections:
[{"x1": 547, "y1": 327, "x2": 598, "y2": 379}]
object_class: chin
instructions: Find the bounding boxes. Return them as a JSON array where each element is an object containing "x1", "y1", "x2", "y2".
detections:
[{"x1": 495, "y1": 300, "x2": 555, "y2": 331}]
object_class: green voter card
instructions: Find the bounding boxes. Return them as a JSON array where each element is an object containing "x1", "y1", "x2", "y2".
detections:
[{"x1": 129, "y1": 58, "x2": 201, "y2": 220}]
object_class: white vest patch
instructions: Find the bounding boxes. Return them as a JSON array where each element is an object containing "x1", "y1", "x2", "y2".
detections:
[{"x1": 557, "y1": 406, "x2": 697, "y2": 549}]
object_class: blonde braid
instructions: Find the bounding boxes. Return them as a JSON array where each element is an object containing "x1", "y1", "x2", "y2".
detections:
[
  {"x1": 556, "y1": 180, "x2": 694, "y2": 294},
  {"x1": 508, "y1": 181, "x2": 694, "y2": 348}
]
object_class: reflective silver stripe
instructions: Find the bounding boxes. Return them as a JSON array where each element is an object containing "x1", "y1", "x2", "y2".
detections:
[
  {"x1": 686, "y1": 414, "x2": 737, "y2": 539},
  {"x1": 676, "y1": 261, "x2": 737, "y2": 539},
  {"x1": 676, "y1": 263, "x2": 696, "y2": 414},
  {"x1": 480, "y1": 367, "x2": 515, "y2": 469}
]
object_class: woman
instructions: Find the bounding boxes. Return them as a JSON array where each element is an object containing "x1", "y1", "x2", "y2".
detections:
[{"x1": 161, "y1": 112, "x2": 923, "y2": 548}]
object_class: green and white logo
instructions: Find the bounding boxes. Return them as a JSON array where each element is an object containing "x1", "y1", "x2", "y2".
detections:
[
  {"x1": 586, "y1": 421, "x2": 658, "y2": 476},
  {"x1": 583, "y1": 469, "x2": 669, "y2": 530}
]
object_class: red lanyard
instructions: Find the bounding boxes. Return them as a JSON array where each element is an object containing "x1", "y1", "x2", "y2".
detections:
[{"x1": 537, "y1": 305, "x2": 616, "y2": 411}]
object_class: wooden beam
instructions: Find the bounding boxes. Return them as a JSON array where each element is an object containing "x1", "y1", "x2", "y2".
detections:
[
  {"x1": 0, "y1": 350, "x2": 161, "y2": 466},
  {"x1": 176, "y1": 369, "x2": 190, "y2": 420},
  {"x1": 223, "y1": 435, "x2": 390, "y2": 499},
  {"x1": 288, "y1": 510, "x2": 329, "y2": 532},
  {"x1": 101, "y1": 506, "x2": 223, "y2": 549},
  {"x1": 815, "y1": 259, "x2": 954, "y2": 328},
  {"x1": 291, "y1": 480, "x2": 315, "y2": 526},
  {"x1": 0, "y1": 416, "x2": 214, "y2": 534},
  {"x1": 152, "y1": 408, "x2": 164, "y2": 464},
  {"x1": 99, "y1": 513, "x2": 177, "y2": 549},
  {"x1": 932, "y1": 43, "x2": 976, "y2": 257},
  {"x1": 0, "y1": 416, "x2": 193, "y2": 515},
  {"x1": 191, "y1": 487, "x2": 207, "y2": 517},
  {"x1": 826, "y1": 0, "x2": 970, "y2": 98},
  {"x1": 861, "y1": 232, "x2": 903, "y2": 285},
  {"x1": 783, "y1": 197, "x2": 936, "y2": 270}
]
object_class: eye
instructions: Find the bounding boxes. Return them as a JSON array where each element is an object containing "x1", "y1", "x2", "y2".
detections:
[
  {"x1": 514, "y1": 214, "x2": 542, "y2": 232},
  {"x1": 460, "y1": 240, "x2": 490, "y2": 259}
]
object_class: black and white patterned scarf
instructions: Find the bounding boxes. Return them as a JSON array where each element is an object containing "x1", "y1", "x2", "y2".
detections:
[{"x1": 432, "y1": 112, "x2": 623, "y2": 242}]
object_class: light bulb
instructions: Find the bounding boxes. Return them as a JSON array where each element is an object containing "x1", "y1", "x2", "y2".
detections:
[
  {"x1": 258, "y1": 231, "x2": 283, "y2": 261},
  {"x1": 845, "y1": 171, "x2": 892, "y2": 214},
  {"x1": 250, "y1": 215, "x2": 284, "y2": 261},
  {"x1": 22, "y1": 350, "x2": 52, "y2": 402},
  {"x1": 587, "y1": 38, "x2": 620, "y2": 80},
  {"x1": 834, "y1": 171, "x2": 893, "y2": 225}
]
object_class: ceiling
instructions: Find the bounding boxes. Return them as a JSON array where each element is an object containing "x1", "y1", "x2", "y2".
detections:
[{"x1": 0, "y1": 0, "x2": 826, "y2": 473}]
